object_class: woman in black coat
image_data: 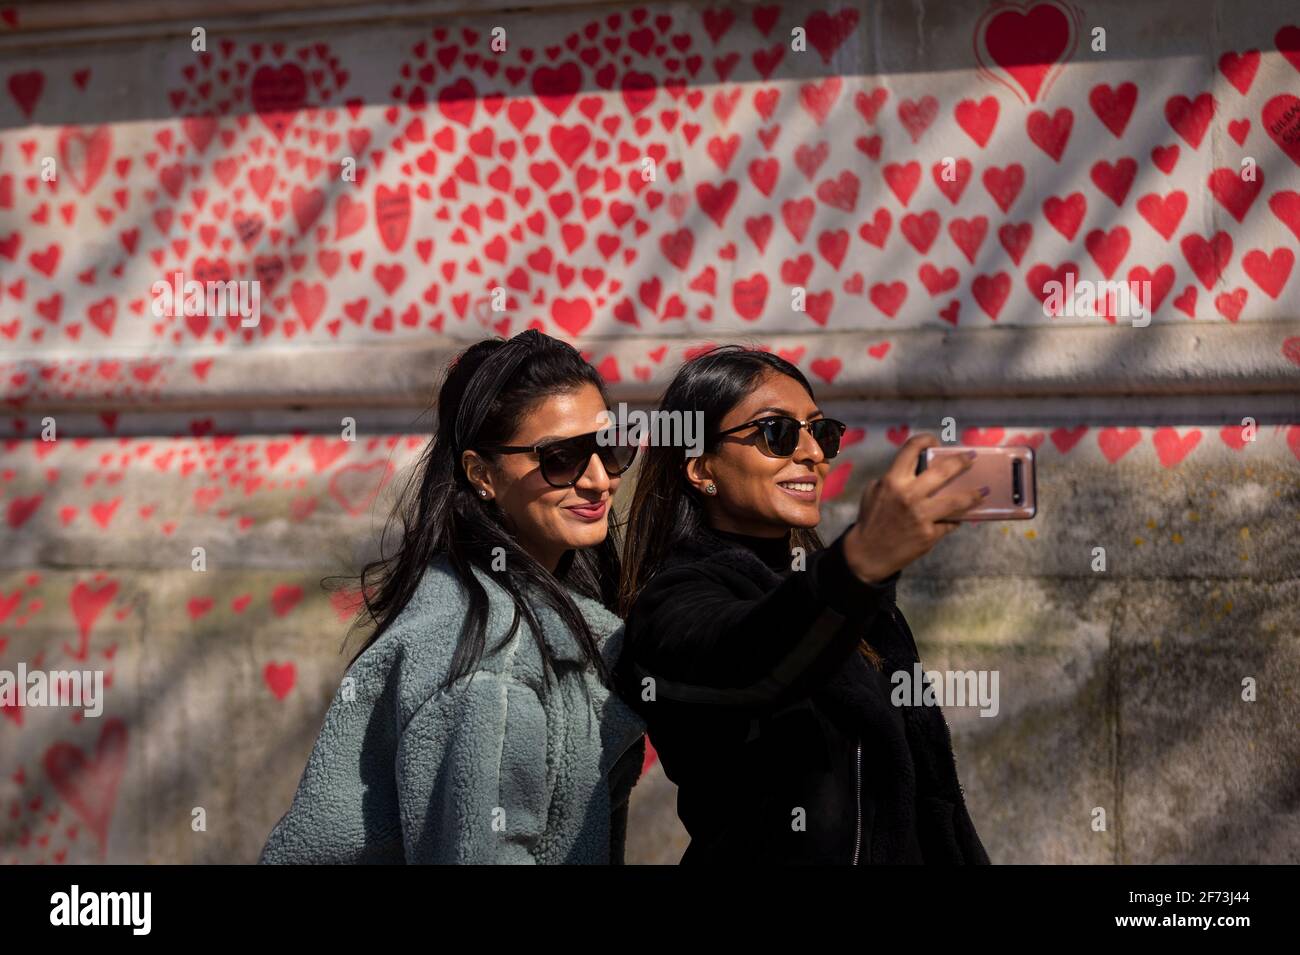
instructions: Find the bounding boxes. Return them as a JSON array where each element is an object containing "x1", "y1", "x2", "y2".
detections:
[{"x1": 616, "y1": 345, "x2": 991, "y2": 865}]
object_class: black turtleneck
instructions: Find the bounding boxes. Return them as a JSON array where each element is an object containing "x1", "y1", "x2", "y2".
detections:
[{"x1": 708, "y1": 528, "x2": 796, "y2": 573}]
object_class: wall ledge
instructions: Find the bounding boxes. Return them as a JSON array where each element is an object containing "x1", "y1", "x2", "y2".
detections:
[{"x1": 3, "y1": 321, "x2": 1297, "y2": 412}]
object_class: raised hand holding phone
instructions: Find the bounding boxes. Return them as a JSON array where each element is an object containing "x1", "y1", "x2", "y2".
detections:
[
  {"x1": 842, "y1": 433, "x2": 986, "y2": 585},
  {"x1": 915, "y1": 444, "x2": 1036, "y2": 522}
]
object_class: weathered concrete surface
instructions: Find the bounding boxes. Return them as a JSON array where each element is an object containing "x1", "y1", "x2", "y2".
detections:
[
  {"x1": 0, "y1": 564, "x2": 355, "y2": 863},
  {"x1": 1111, "y1": 579, "x2": 1300, "y2": 863},
  {"x1": 896, "y1": 577, "x2": 1299, "y2": 864}
]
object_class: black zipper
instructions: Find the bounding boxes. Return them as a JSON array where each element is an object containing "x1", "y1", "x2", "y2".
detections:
[
  {"x1": 850, "y1": 603, "x2": 917, "y2": 865},
  {"x1": 852, "y1": 738, "x2": 862, "y2": 864}
]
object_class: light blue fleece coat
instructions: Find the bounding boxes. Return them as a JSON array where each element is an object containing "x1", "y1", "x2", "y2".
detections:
[{"x1": 259, "y1": 556, "x2": 645, "y2": 864}]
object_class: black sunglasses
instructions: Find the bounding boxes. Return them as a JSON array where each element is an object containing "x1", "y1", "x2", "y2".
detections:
[
  {"x1": 479, "y1": 429, "x2": 638, "y2": 488},
  {"x1": 716, "y1": 415, "x2": 847, "y2": 459}
]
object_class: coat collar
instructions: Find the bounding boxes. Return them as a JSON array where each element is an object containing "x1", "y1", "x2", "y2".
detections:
[
  {"x1": 468, "y1": 561, "x2": 622, "y2": 668},
  {"x1": 551, "y1": 586, "x2": 624, "y2": 669}
]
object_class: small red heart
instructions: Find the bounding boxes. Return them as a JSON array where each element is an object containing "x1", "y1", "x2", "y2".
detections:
[
  {"x1": 809, "y1": 357, "x2": 841, "y2": 384},
  {"x1": 1098, "y1": 427, "x2": 1141, "y2": 463},
  {"x1": 1173, "y1": 285, "x2": 1197, "y2": 318},
  {"x1": 1050, "y1": 427, "x2": 1088, "y2": 455},
  {"x1": 1153, "y1": 427, "x2": 1202, "y2": 468},
  {"x1": 263, "y1": 661, "x2": 296, "y2": 700},
  {"x1": 1282, "y1": 336, "x2": 1300, "y2": 367}
]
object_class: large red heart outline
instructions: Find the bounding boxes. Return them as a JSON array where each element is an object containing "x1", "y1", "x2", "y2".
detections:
[
  {"x1": 250, "y1": 63, "x2": 308, "y2": 141},
  {"x1": 975, "y1": 1, "x2": 1080, "y2": 104},
  {"x1": 57, "y1": 126, "x2": 112, "y2": 195},
  {"x1": 42, "y1": 717, "x2": 128, "y2": 858}
]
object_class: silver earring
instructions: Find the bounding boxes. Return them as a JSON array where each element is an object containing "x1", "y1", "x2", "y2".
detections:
[
  {"x1": 704, "y1": 482, "x2": 717, "y2": 496},
  {"x1": 478, "y1": 488, "x2": 489, "y2": 498}
]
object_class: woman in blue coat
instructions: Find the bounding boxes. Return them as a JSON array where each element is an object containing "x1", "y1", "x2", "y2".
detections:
[{"x1": 261, "y1": 330, "x2": 645, "y2": 864}]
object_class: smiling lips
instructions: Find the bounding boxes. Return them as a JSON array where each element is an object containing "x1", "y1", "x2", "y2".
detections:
[
  {"x1": 565, "y1": 499, "x2": 608, "y2": 521},
  {"x1": 777, "y1": 479, "x2": 819, "y2": 502}
]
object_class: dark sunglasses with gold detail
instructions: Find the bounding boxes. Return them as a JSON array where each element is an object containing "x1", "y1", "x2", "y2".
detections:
[
  {"x1": 479, "y1": 429, "x2": 639, "y2": 488},
  {"x1": 715, "y1": 415, "x2": 847, "y2": 460}
]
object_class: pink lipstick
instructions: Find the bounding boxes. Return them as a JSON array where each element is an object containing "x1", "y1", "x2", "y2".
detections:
[{"x1": 565, "y1": 500, "x2": 608, "y2": 521}]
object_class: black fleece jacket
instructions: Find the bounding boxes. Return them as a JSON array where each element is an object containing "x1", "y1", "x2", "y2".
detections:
[{"x1": 615, "y1": 525, "x2": 990, "y2": 865}]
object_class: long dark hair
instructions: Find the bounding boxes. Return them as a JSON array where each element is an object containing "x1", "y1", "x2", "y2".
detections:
[
  {"x1": 331, "y1": 329, "x2": 621, "y2": 691},
  {"x1": 619, "y1": 344, "x2": 882, "y2": 668}
]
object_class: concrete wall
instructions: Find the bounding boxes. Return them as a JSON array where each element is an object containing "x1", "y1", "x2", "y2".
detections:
[{"x1": 0, "y1": 0, "x2": 1297, "y2": 864}]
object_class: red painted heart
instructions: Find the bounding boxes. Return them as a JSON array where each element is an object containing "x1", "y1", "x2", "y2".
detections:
[
  {"x1": 977, "y1": 2, "x2": 1075, "y2": 103},
  {"x1": 43, "y1": 718, "x2": 127, "y2": 856}
]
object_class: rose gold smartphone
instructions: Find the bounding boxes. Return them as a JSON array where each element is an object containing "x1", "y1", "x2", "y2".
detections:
[{"x1": 915, "y1": 445, "x2": 1037, "y2": 520}]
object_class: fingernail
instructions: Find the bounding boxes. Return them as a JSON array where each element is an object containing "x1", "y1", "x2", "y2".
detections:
[
  {"x1": 966, "y1": 450, "x2": 977, "y2": 460},
  {"x1": 979, "y1": 485, "x2": 990, "y2": 496}
]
